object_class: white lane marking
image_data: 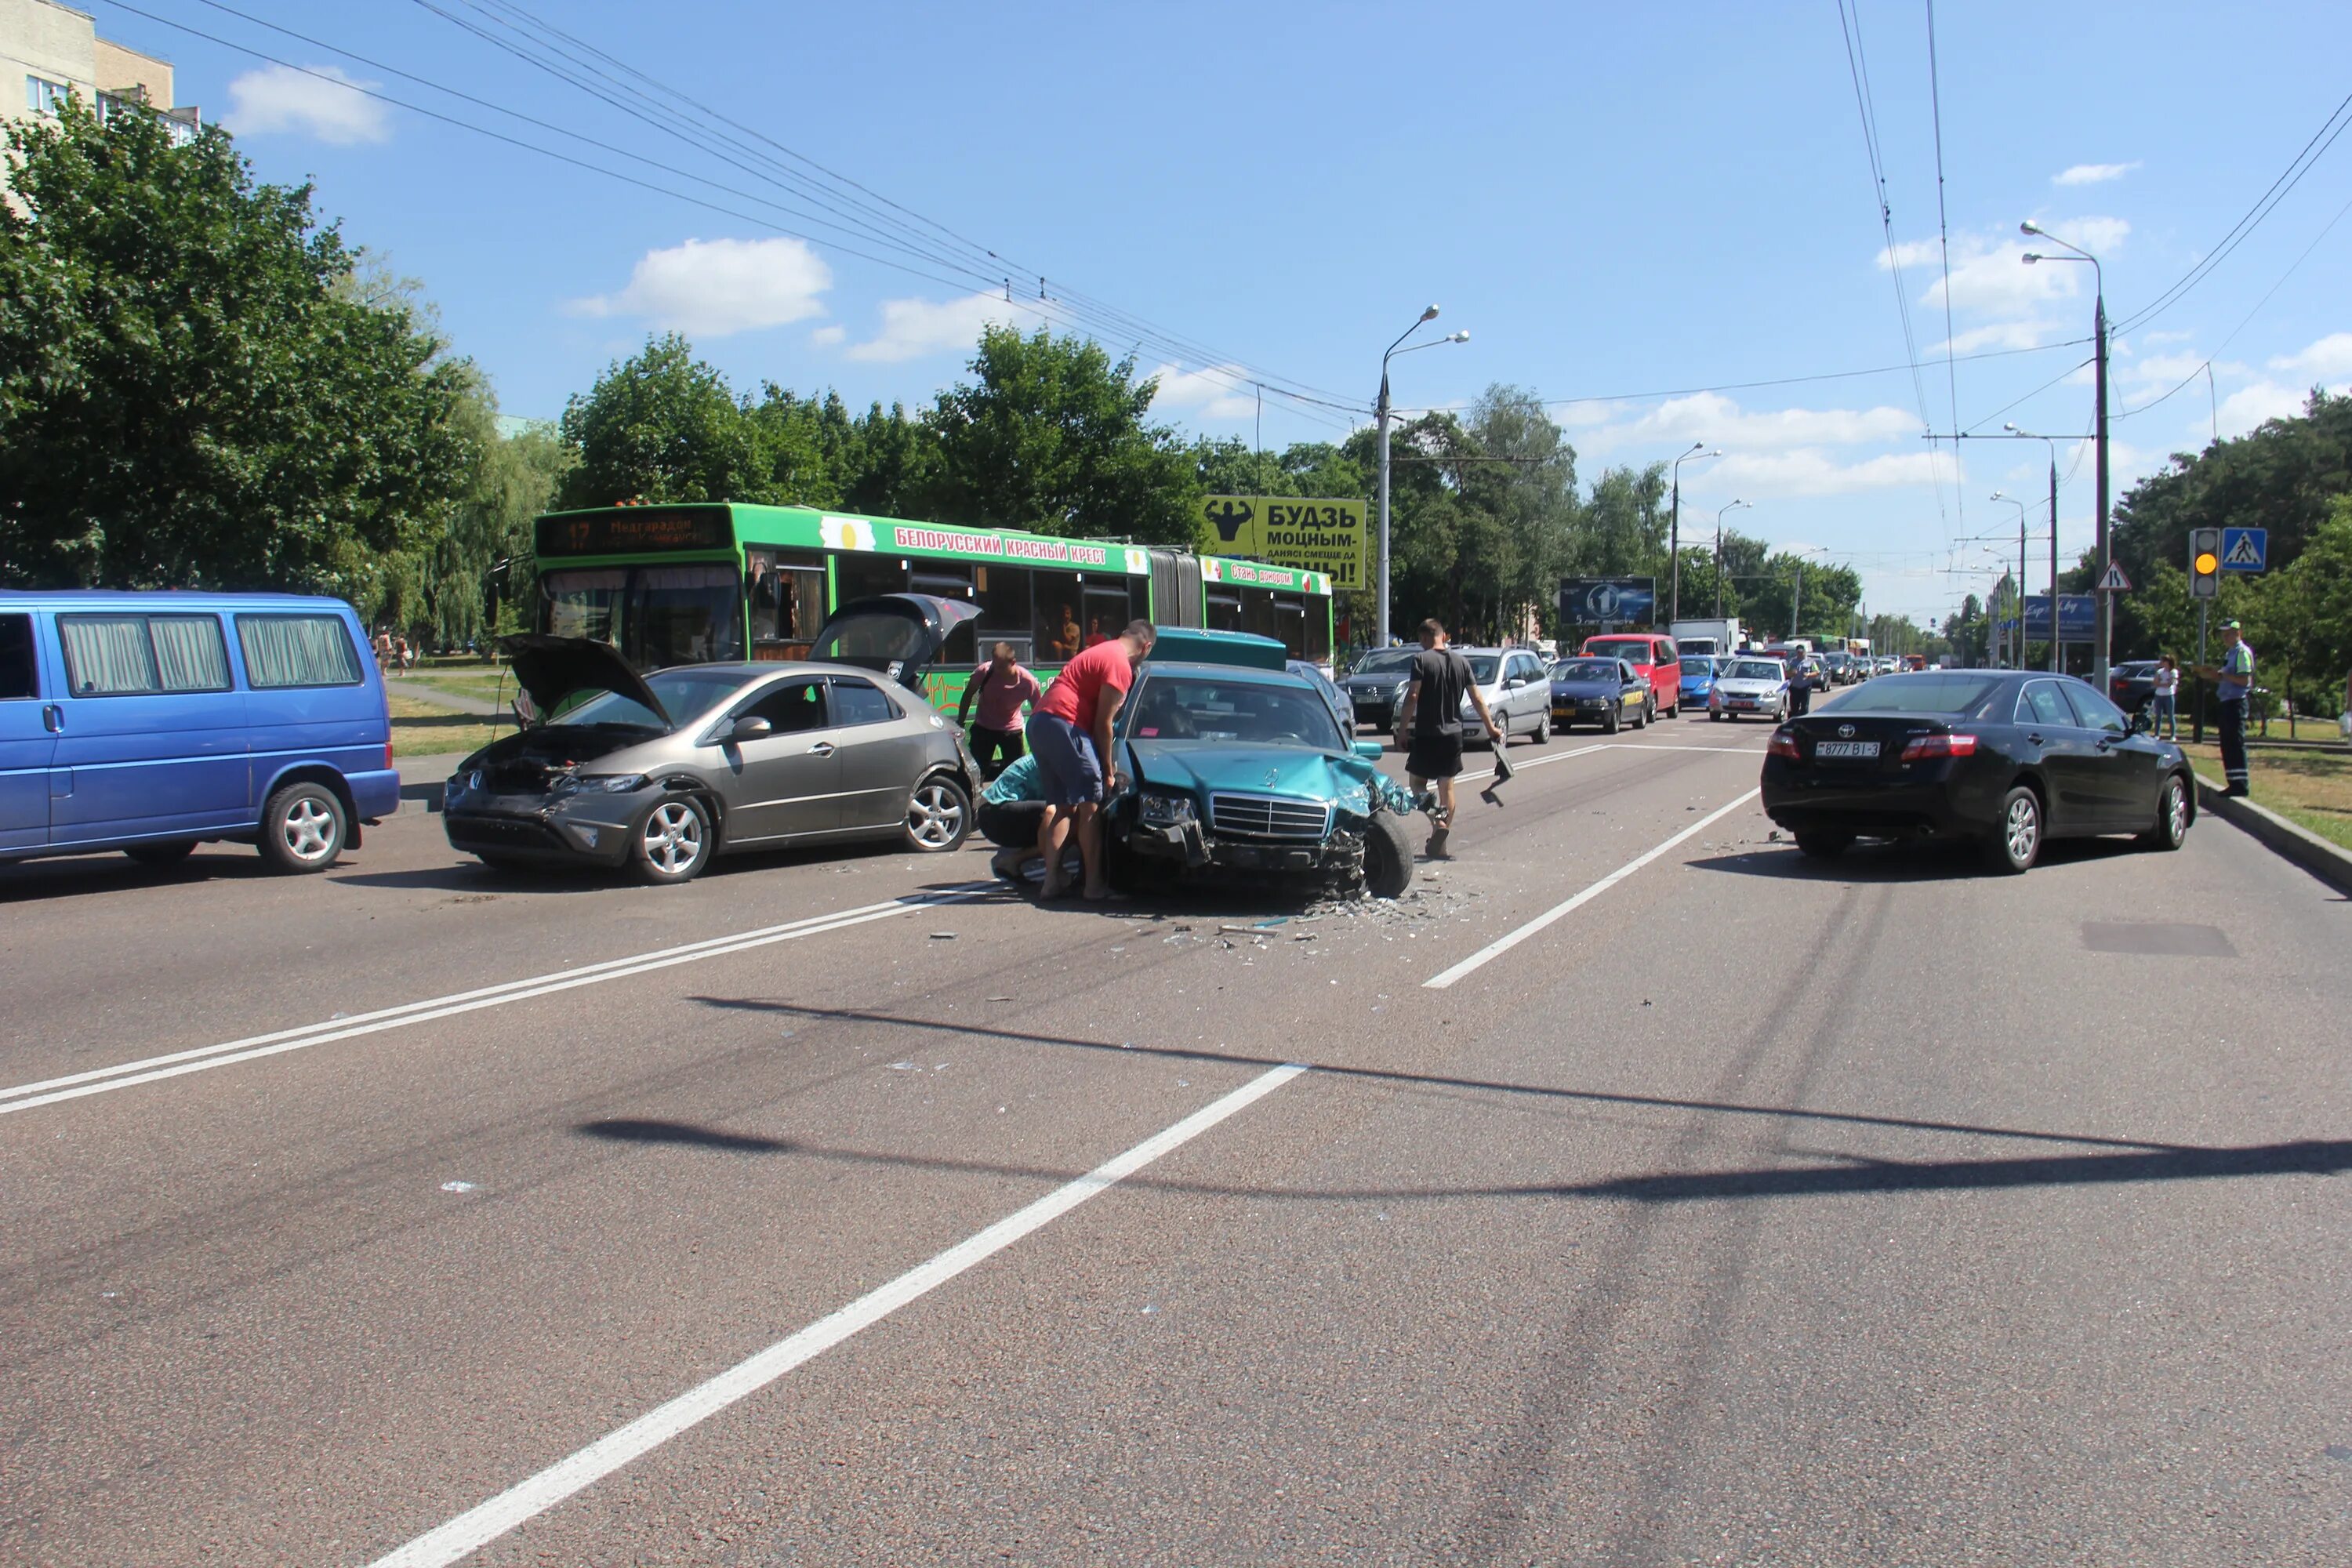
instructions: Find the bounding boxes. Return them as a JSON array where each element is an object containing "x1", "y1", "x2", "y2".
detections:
[
  {"x1": 0, "y1": 884, "x2": 996, "y2": 1119},
  {"x1": 367, "y1": 1062, "x2": 1309, "y2": 1568},
  {"x1": 1597, "y1": 743, "x2": 1763, "y2": 754},
  {"x1": 1422, "y1": 789, "x2": 1763, "y2": 989}
]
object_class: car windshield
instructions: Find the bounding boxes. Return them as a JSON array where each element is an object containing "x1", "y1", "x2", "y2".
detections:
[
  {"x1": 1824, "y1": 672, "x2": 1997, "y2": 713},
  {"x1": 1725, "y1": 660, "x2": 1784, "y2": 681},
  {"x1": 1351, "y1": 648, "x2": 1417, "y2": 675},
  {"x1": 1679, "y1": 657, "x2": 1715, "y2": 676},
  {"x1": 1464, "y1": 655, "x2": 1501, "y2": 682},
  {"x1": 1553, "y1": 660, "x2": 1620, "y2": 682},
  {"x1": 554, "y1": 666, "x2": 760, "y2": 731},
  {"x1": 1121, "y1": 674, "x2": 1345, "y2": 749},
  {"x1": 1587, "y1": 642, "x2": 1648, "y2": 666}
]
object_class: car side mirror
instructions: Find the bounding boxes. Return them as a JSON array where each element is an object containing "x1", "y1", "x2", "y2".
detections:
[
  {"x1": 1353, "y1": 740, "x2": 1384, "y2": 760},
  {"x1": 1504, "y1": 675, "x2": 1526, "y2": 689},
  {"x1": 727, "y1": 715, "x2": 773, "y2": 742}
]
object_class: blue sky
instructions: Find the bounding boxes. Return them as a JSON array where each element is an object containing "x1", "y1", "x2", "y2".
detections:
[{"x1": 93, "y1": 0, "x2": 2352, "y2": 623}]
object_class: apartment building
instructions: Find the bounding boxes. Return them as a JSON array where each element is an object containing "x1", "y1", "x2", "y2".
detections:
[{"x1": 2, "y1": 0, "x2": 198, "y2": 143}]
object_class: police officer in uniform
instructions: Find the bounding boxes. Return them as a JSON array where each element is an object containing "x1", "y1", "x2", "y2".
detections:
[{"x1": 2194, "y1": 619, "x2": 2256, "y2": 797}]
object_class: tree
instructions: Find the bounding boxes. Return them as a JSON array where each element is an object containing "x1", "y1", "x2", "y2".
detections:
[
  {"x1": 0, "y1": 98, "x2": 473, "y2": 590},
  {"x1": 557, "y1": 335, "x2": 768, "y2": 510},
  {"x1": 921, "y1": 325, "x2": 1200, "y2": 545}
]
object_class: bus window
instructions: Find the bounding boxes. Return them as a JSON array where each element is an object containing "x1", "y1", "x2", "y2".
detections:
[
  {"x1": 1301, "y1": 596, "x2": 1331, "y2": 662},
  {"x1": 1270, "y1": 593, "x2": 1306, "y2": 658},
  {"x1": 1241, "y1": 587, "x2": 1276, "y2": 641},
  {"x1": 1206, "y1": 590, "x2": 1241, "y2": 633},
  {"x1": 749, "y1": 551, "x2": 826, "y2": 657},
  {"x1": 634, "y1": 564, "x2": 742, "y2": 667},
  {"x1": 975, "y1": 564, "x2": 1033, "y2": 663},
  {"x1": 1031, "y1": 569, "x2": 1083, "y2": 662},
  {"x1": 1081, "y1": 583, "x2": 1131, "y2": 649},
  {"x1": 911, "y1": 569, "x2": 977, "y2": 662},
  {"x1": 835, "y1": 553, "x2": 906, "y2": 608},
  {"x1": 544, "y1": 568, "x2": 625, "y2": 642}
]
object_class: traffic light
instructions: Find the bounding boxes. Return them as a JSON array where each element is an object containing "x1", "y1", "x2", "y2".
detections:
[{"x1": 2189, "y1": 527, "x2": 2221, "y2": 599}]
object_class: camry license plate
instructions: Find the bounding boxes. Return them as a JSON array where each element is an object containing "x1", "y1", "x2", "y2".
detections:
[{"x1": 1813, "y1": 740, "x2": 1880, "y2": 759}]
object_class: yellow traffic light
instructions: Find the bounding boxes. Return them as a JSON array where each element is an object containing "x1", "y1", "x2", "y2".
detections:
[{"x1": 2194, "y1": 551, "x2": 2220, "y2": 575}]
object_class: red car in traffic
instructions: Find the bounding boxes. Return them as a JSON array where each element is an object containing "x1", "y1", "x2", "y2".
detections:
[{"x1": 1581, "y1": 633, "x2": 1682, "y2": 719}]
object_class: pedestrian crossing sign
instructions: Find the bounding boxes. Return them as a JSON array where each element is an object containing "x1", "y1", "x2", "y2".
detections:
[
  {"x1": 2220, "y1": 525, "x2": 2267, "y2": 572},
  {"x1": 2095, "y1": 561, "x2": 2132, "y2": 592}
]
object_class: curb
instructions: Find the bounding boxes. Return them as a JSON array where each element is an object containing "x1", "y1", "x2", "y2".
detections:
[{"x1": 2191, "y1": 770, "x2": 2352, "y2": 897}]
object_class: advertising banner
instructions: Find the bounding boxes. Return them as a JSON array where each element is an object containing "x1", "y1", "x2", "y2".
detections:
[
  {"x1": 1196, "y1": 495, "x2": 1369, "y2": 591},
  {"x1": 1558, "y1": 577, "x2": 1658, "y2": 626}
]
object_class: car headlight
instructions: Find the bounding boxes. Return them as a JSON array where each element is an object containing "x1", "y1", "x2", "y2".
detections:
[
  {"x1": 1138, "y1": 792, "x2": 1196, "y2": 826},
  {"x1": 550, "y1": 772, "x2": 649, "y2": 797}
]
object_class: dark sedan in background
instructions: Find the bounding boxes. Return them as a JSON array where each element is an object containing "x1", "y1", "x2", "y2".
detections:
[
  {"x1": 1549, "y1": 656, "x2": 1650, "y2": 733},
  {"x1": 1761, "y1": 670, "x2": 2194, "y2": 874},
  {"x1": 2108, "y1": 659, "x2": 2161, "y2": 714}
]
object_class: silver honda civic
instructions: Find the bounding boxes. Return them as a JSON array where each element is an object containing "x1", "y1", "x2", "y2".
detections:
[{"x1": 443, "y1": 595, "x2": 981, "y2": 884}]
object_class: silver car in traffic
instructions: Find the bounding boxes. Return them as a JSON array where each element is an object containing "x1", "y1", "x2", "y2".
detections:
[{"x1": 444, "y1": 597, "x2": 981, "y2": 884}]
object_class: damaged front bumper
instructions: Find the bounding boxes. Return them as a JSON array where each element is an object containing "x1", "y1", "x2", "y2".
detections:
[{"x1": 1120, "y1": 816, "x2": 1369, "y2": 881}]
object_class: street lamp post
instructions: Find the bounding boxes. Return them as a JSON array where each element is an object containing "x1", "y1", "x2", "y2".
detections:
[
  {"x1": 2005, "y1": 423, "x2": 2063, "y2": 672},
  {"x1": 1668, "y1": 443, "x2": 1721, "y2": 626},
  {"x1": 2020, "y1": 223, "x2": 2110, "y2": 686},
  {"x1": 1375, "y1": 306, "x2": 1469, "y2": 648},
  {"x1": 1790, "y1": 545, "x2": 1829, "y2": 643},
  {"x1": 1713, "y1": 499, "x2": 1750, "y2": 619},
  {"x1": 1990, "y1": 492, "x2": 2029, "y2": 668}
]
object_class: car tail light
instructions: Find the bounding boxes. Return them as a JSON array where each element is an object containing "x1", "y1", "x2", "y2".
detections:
[
  {"x1": 1767, "y1": 728, "x2": 1799, "y2": 760},
  {"x1": 386, "y1": 740, "x2": 395, "y2": 770},
  {"x1": 1900, "y1": 732, "x2": 1979, "y2": 762}
]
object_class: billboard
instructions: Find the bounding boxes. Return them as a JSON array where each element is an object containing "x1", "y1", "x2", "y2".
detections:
[
  {"x1": 1998, "y1": 594, "x2": 2096, "y2": 637},
  {"x1": 1196, "y1": 495, "x2": 1369, "y2": 592},
  {"x1": 1558, "y1": 577, "x2": 1658, "y2": 626}
]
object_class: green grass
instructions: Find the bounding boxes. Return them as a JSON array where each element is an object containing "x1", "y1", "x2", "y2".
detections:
[
  {"x1": 2180, "y1": 740, "x2": 2352, "y2": 851},
  {"x1": 387, "y1": 694, "x2": 506, "y2": 760}
]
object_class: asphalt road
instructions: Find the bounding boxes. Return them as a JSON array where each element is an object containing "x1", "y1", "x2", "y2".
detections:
[{"x1": 3, "y1": 716, "x2": 2347, "y2": 1566}]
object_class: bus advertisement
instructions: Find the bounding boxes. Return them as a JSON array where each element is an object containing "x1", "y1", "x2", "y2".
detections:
[{"x1": 529, "y1": 503, "x2": 1335, "y2": 706}]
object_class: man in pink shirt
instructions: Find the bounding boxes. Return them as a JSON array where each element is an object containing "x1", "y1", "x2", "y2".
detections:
[
  {"x1": 956, "y1": 642, "x2": 1043, "y2": 780},
  {"x1": 1028, "y1": 619, "x2": 1156, "y2": 900}
]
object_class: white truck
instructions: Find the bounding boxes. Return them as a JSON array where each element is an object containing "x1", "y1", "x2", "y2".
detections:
[{"x1": 1668, "y1": 618, "x2": 1747, "y2": 658}]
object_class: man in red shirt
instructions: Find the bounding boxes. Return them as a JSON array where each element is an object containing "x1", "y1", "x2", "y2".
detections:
[
  {"x1": 1027, "y1": 619, "x2": 1156, "y2": 899},
  {"x1": 956, "y1": 641, "x2": 1043, "y2": 780}
]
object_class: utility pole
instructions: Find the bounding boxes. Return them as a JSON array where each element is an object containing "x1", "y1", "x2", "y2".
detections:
[
  {"x1": 1668, "y1": 443, "x2": 1719, "y2": 625},
  {"x1": 2020, "y1": 222, "x2": 2110, "y2": 685},
  {"x1": 1374, "y1": 306, "x2": 1466, "y2": 648}
]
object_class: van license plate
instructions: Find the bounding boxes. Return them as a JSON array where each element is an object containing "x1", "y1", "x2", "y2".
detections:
[{"x1": 1814, "y1": 740, "x2": 1880, "y2": 759}]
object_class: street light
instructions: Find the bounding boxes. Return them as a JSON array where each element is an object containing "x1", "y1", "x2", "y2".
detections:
[
  {"x1": 1713, "y1": 499, "x2": 1750, "y2": 619},
  {"x1": 1669, "y1": 442, "x2": 1722, "y2": 624},
  {"x1": 1990, "y1": 491, "x2": 2029, "y2": 668},
  {"x1": 1789, "y1": 543, "x2": 1830, "y2": 642},
  {"x1": 2004, "y1": 422, "x2": 2063, "y2": 672},
  {"x1": 2020, "y1": 220, "x2": 2111, "y2": 686},
  {"x1": 1375, "y1": 307, "x2": 1469, "y2": 648}
]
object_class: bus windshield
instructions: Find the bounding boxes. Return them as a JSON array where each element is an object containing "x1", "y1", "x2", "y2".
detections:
[{"x1": 543, "y1": 564, "x2": 742, "y2": 670}]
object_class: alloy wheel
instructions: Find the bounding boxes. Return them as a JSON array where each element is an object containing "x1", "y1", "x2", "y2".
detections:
[
  {"x1": 2005, "y1": 793, "x2": 2039, "y2": 864},
  {"x1": 907, "y1": 782, "x2": 966, "y2": 848},
  {"x1": 2166, "y1": 778, "x2": 2189, "y2": 841},
  {"x1": 641, "y1": 800, "x2": 704, "y2": 875},
  {"x1": 280, "y1": 798, "x2": 338, "y2": 863}
]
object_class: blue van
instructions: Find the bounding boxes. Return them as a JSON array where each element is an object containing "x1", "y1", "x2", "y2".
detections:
[{"x1": 0, "y1": 591, "x2": 398, "y2": 873}]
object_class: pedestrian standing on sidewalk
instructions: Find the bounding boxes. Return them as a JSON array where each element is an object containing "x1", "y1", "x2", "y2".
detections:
[
  {"x1": 2194, "y1": 620, "x2": 2256, "y2": 797},
  {"x1": 1395, "y1": 619, "x2": 1503, "y2": 860},
  {"x1": 1027, "y1": 620, "x2": 1155, "y2": 901},
  {"x1": 374, "y1": 628, "x2": 393, "y2": 675},
  {"x1": 2152, "y1": 655, "x2": 2180, "y2": 739},
  {"x1": 956, "y1": 642, "x2": 1042, "y2": 781}
]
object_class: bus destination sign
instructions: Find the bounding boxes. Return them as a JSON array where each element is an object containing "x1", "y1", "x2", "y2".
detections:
[{"x1": 537, "y1": 509, "x2": 731, "y2": 557}]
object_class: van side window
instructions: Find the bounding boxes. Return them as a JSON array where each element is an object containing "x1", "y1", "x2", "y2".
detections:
[
  {"x1": 57, "y1": 615, "x2": 232, "y2": 695},
  {"x1": 149, "y1": 615, "x2": 232, "y2": 691},
  {"x1": 0, "y1": 614, "x2": 34, "y2": 699},
  {"x1": 239, "y1": 614, "x2": 365, "y2": 688}
]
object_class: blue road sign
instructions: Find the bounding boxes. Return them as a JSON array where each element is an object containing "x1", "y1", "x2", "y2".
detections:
[
  {"x1": 2000, "y1": 594, "x2": 2096, "y2": 637},
  {"x1": 2220, "y1": 525, "x2": 2267, "y2": 572}
]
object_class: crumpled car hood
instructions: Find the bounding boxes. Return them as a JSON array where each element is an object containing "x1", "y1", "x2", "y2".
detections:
[{"x1": 1123, "y1": 739, "x2": 1414, "y2": 820}]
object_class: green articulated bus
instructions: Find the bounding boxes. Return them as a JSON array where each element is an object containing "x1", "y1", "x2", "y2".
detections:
[{"x1": 530, "y1": 502, "x2": 1334, "y2": 708}]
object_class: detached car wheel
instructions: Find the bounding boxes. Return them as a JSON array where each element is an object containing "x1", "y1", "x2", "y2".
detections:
[
  {"x1": 258, "y1": 781, "x2": 347, "y2": 874},
  {"x1": 633, "y1": 794, "x2": 713, "y2": 884},
  {"x1": 1986, "y1": 786, "x2": 2042, "y2": 875},
  {"x1": 1363, "y1": 811, "x2": 1414, "y2": 898},
  {"x1": 2138, "y1": 773, "x2": 2190, "y2": 851},
  {"x1": 903, "y1": 775, "x2": 971, "y2": 853}
]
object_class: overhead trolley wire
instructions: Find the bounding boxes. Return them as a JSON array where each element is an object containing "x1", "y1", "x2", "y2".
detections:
[{"x1": 1923, "y1": 0, "x2": 1964, "y2": 530}]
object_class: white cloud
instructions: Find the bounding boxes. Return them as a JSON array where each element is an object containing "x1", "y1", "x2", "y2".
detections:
[
  {"x1": 1571, "y1": 390, "x2": 1918, "y2": 460},
  {"x1": 2216, "y1": 380, "x2": 2314, "y2": 437},
  {"x1": 567, "y1": 238, "x2": 832, "y2": 338},
  {"x1": 1881, "y1": 218, "x2": 2128, "y2": 320},
  {"x1": 810, "y1": 325, "x2": 847, "y2": 347},
  {"x1": 1147, "y1": 362, "x2": 1258, "y2": 420},
  {"x1": 2053, "y1": 162, "x2": 2141, "y2": 187},
  {"x1": 2268, "y1": 332, "x2": 2352, "y2": 379},
  {"x1": 1934, "y1": 319, "x2": 2064, "y2": 355},
  {"x1": 1711, "y1": 448, "x2": 1958, "y2": 499},
  {"x1": 843, "y1": 291, "x2": 1053, "y2": 362},
  {"x1": 223, "y1": 64, "x2": 390, "y2": 145},
  {"x1": 2141, "y1": 328, "x2": 2196, "y2": 346}
]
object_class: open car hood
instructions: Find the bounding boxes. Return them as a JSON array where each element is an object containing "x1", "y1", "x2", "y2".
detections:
[
  {"x1": 499, "y1": 634, "x2": 669, "y2": 726},
  {"x1": 807, "y1": 593, "x2": 982, "y2": 692}
]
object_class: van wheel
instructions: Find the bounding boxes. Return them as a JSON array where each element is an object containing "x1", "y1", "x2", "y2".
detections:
[
  {"x1": 904, "y1": 775, "x2": 971, "y2": 853},
  {"x1": 258, "y1": 782, "x2": 346, "y2": 873},
  {"x1": 125, "y1": 840, "x2": 197, "y2": 867},
  {"x1": 1363, "y1": 811, "x2": 1414, "y2": 898},
  {"x1": 633, "y1": 795, "x2": 712, "y2": 884}
]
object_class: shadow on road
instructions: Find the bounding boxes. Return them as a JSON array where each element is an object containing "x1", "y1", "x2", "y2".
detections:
[
  {"x1": 579, "y1": 1117, "x2": 793, "y2": 1153},
  {"x1": 1688, "y1": 835, "x2": 2142, "y2": 882},
  {"x1": 0, "y1": 849, "x2": 272, "y2": 904},
  {"x1": 330, "y1": 836, "x2": 968, "y2": 895}
]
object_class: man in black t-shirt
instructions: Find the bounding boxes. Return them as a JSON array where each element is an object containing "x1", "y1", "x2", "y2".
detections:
[{"x1": 1396, "y1": 619, "x2": 1503, "y2": 859}]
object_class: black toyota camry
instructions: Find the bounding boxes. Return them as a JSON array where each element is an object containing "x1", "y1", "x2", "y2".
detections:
[{"x1": 1759, "y1": 670, "x2": 2195, "y2": 874}]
